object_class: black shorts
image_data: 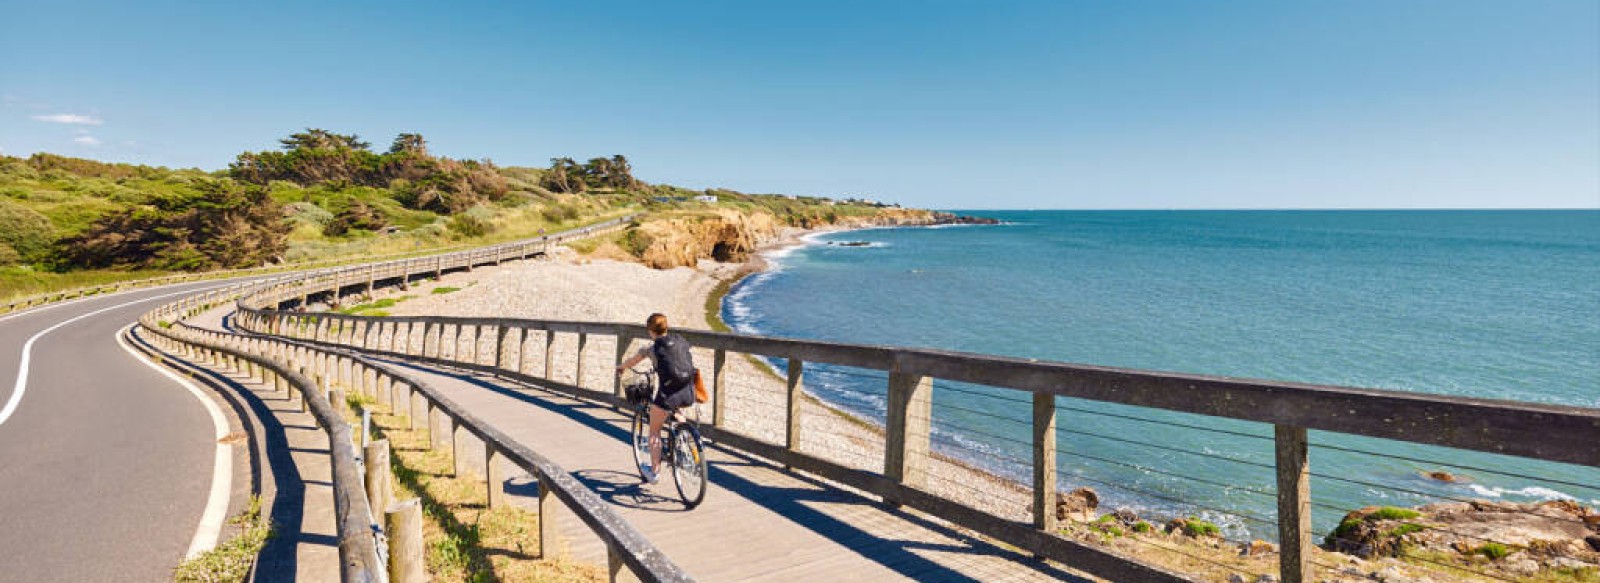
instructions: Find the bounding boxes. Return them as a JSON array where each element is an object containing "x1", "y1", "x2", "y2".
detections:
[{"x1": 652, "y1": 378, "x2": 695, "y2": 410}]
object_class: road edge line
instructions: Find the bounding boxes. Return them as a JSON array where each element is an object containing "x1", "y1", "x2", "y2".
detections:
[{"x1": 116, "y1": 323, "x2": 234, "y2": 559}]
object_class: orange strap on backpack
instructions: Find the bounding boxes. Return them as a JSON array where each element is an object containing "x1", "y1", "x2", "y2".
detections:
[{"x1": 692, "y1": 369, "x2": 708, "y2": 403}]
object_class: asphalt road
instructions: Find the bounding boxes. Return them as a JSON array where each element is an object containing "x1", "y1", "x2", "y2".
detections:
[{"x1": 0, "y1": 281, "x2": 243, "y2": 582}]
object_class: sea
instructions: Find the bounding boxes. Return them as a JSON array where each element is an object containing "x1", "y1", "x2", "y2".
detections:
[{"x1": 721, "y1": 210, "x2": 1600, "y2": 539}]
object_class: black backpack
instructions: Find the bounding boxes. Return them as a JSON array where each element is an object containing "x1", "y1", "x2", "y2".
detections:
[{"x1": 652, "y1": 334, "x2": 696, "y2": 385}]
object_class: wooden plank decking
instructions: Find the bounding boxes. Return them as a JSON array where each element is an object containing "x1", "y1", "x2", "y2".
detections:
[{"x1": 376, "y1": 357, "x2": 1087, "y2": 582}]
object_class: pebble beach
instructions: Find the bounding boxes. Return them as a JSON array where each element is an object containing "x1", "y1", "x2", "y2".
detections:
[{"x1": 378, "y1": 230, "x2": 1035, "y2": 523}]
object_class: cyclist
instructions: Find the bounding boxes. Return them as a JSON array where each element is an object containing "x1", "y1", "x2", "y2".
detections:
[{"x1": 615, "y1": 313, "x2": 696, "y2": 484}]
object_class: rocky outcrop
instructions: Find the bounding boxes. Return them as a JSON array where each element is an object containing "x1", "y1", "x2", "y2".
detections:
[
  {"x1": 628, "y1": 209, "x2": 782, "y2": 269},
  {"x1": 1324, "y1": 500, "x2": 1600, "y2": 579},
  {"x1": 612, "y1": 207, "x2": 998, "y2": 270},
  {"x1": 1055, "y1": 487, "x2": 1100, "y2": 522}
]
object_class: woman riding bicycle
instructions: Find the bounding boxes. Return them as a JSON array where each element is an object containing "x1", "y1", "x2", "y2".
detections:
[{"x1": 615, "y1": 313, "x2": 696, "y2": 484}]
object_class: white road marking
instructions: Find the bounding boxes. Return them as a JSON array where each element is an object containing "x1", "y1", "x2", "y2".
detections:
[
  {"x1": 116, "y1": 323, "x2": 233, "y2": 558},
  {"x1": 1, "y1": 286, "x2": 219, "y2": 427}
]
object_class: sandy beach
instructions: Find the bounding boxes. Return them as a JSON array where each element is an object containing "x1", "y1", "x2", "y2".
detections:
[
  {"x1": 355, "y1": 227, "x2": 1518, "y2": 583},
  {"x1": 377, "y1": 228, "x2": 1036, "y2": 523}
]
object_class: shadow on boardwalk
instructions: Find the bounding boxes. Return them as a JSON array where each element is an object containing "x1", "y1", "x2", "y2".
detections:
[{"x1": 384, "y1": 358, "x2": 1090, "y2": 582}]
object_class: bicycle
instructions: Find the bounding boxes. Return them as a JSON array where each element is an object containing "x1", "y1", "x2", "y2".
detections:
[{"x1": 624, "y1": 368, "x2": 708, "y2": 508}]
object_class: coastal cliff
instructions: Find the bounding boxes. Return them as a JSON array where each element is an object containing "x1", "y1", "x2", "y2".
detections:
[{"x1": 586, "y1": 207, "x2": 992, "y2": 269}]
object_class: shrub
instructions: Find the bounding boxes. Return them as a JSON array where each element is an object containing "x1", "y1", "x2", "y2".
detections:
[
  {"x1": 0, "y1": 199, "x2": 56, "y2": 263},
  {"x1": 1180, "y1": 518, "x2": 1221, "y2": 538},
  {"x1": 1131, "y1": 521, "x2": 1153, "y2": 534},
  {"x1": 447, "y1": 213, "x2": 493, "y2": 238},
  {"x1": 1477, "y1": 542, "x2": 1512, "y2": 560},
  {"x1": 540, "y1": 202, "x2": 580, "y2": 223}
]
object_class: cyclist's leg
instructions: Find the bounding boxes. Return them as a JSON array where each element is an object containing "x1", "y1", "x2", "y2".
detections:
[{"x1": 647, "y1": 403, "x2": 670, "y2": 472}]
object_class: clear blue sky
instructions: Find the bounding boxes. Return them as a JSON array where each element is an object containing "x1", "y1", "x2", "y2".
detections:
[{"x1": 2, "y1": 0, "x2": 1596, "y2": 209}]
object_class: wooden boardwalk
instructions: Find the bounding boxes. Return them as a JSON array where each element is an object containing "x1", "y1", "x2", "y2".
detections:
[{"x1": 374, "y1": 356, "x2": 1086, "y2": 582}]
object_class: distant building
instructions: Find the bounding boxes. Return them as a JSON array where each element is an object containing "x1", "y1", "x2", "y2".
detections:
[{"x1": 694, "y1": 195, "x2": 717, "y2": 203}]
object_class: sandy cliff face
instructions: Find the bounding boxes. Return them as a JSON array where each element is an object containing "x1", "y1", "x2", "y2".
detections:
[
  {"x1": 634, "y1": 209, "x2": 781, "y2": 269},
  {"x1": 626, "y1": 208, "x2": 941, "y2": 269}
]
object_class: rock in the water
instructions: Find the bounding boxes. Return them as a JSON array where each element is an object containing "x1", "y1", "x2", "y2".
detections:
[
  {"x1": 1110, "y1": 507, "x2": 1140, "y2": 525},
  {"x1": 1422, "y1": 470, "x2": 1463, "y2": 483}
]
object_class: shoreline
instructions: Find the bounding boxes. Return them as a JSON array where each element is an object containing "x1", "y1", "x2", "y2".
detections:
[{"x1": 370, "y1": 221, "x2": 1593, "y2": 583}]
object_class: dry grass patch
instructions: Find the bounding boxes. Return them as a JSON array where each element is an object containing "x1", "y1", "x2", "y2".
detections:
[{"x1": 363, "y1": 404, "x2": 603, "y2": 583}]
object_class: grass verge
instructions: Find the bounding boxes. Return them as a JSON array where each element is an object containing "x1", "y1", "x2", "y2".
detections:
[
  {"x1": 172, "y1": 495, "x2": 272, "y2": 583},
  {"x1": 353, "y1": 399, "x2": 603, "y2": 582}
]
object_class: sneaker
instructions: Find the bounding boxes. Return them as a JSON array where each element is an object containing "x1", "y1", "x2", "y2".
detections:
[{"x1": 640, "y1": 465, "x2": 659, "y2": 485}]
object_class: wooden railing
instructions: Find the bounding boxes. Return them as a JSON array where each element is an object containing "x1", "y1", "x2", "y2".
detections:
[
  {"x1": 139, "y1": 299, "x2": 386, "y2": 582},
  {"x1": 232, "y1": 286, "x2": 1600, "y2": 583},
  {"x1": 126, "y1": 215, "x2": 651, "y2": 582},
  {"x1": 1, "y1": 213, "x2": 632, "y2": 315}
]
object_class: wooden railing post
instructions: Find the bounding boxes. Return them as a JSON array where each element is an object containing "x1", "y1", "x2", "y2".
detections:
[
  {"x1": 537, "y1": 472, "x2": 557, "y2": 559},
  {"x1": 364, "y1": 439, "x2": 392, "y2": 524},
  {"x1": 1033, "y1": 393, "x2": 1057, "y2": 535},
  {"x1": 543, "y1": 330, "x2": 555, "y2": 379},
  {"x1": 517, "y1": 328, "x2": 531, "y2": 375},
  {"x1": 884, "y1": 367, "x2": 932, "y2": 506},
  {"x1": 785, "y1": 358, "x2": 804, "y2": 466},
  {"x1": 575, "y1": 332, "x2": 588, "y2": 389},
  {"x1": 421, "y1": 322, "x2": 434, "y2": 358},
  {"x1": 486, "y1": 446, "x2": 507, "y2": 508},
  {"x1": 387, "y1": 498, "x2": 425, "y2": 583},
  {"x1": 1276, "y1": 424, "x2": 1311, "y2": 583},
  {"x1": 453, "y1": 423, "x2": 472, "y2": 478},
  {"x1": 495, "y1": 325, "x2": 511, "y2": 372},
  {"x1": 613, "y1": 335, "x2": 631, "y2": 407},
  {"x1": 712, "y1": 349, "x2": 727, "y2": 428}
]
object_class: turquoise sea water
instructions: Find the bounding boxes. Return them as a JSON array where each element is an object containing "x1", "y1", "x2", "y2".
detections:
[{"x1": 722, "y1": 210, "x2": 1600, "y2": 538}]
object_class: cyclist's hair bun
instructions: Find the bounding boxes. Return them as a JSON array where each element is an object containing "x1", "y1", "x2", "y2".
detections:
[{"x1": 647, "y1": 313, "x2": 669, "y2": 336}]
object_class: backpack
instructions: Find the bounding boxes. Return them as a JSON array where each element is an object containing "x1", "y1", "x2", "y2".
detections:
[{"x1": 652, "y1": 334, "x2": 696, "y2": 385}]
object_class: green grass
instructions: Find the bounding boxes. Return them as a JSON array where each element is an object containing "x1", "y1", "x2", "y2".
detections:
[
  {"x1": 432, "y1": 286, "x2": 461, "y2": 295},
  {"x1": 1369, "y1": 506, "x2": 1422, "y2": 521},
  {"x1": 336, "y1": 296, "x2": 409, "y2": 316},
  {"x1": 1475, "y1": 542, "x2": 1512, "y2": 560},
  {"x1": 1178, "y1": 518, "x2": 1221, "y2": 538},
  {"x1": 1, "y1": 266, "x2": 170, "y2": 303},
  {"x1": 1386, "y1": 523, "x2": 1426, "y2": 537},
  {"x1": 1131, "y1": 521, "x2": 1153, "y2": 534},
  {"x1": 172, "y1": 495, "x2": 272, "y2": 583}
]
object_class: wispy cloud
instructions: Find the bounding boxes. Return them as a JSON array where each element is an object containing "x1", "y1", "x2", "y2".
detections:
[
  {"x1": 73, "y1": 135, "x2": 102, "y2": 146},
  {"x1": 33, "y1": 113, "x2": 103, "y2": 125}
]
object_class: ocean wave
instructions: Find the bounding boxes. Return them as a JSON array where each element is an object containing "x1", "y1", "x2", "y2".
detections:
[{"x1": 1466, "y1": 484, "x2": 1580, "y2": 501}]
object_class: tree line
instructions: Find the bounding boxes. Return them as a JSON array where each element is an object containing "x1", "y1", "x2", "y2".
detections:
[{"x1": 4, "y1": 129, "x2": 653, "y2": 273}]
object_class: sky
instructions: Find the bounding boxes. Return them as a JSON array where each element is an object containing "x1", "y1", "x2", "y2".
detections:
[{"x1": 1, "y1": 0, "x2": 1596, "y2": 210}]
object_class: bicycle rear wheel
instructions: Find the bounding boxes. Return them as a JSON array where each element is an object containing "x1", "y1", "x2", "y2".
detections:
[
  {"x1": 630, "y1": 406, "x2": 651, "y2": 481},
  {"x1": 670, "y1": 425, "x2": 707, "y2": 508}
]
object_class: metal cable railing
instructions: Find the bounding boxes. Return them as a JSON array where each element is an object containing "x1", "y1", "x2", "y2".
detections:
[{"x1": 125, "y1": 208, "x2": 1600, "y2": 583}]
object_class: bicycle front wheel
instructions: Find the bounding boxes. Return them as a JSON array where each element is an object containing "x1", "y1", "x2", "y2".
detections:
[
  {"x1": 670, "y1": 426, "x2": 708, "y2": 508},
  {"x1": 630, "y1": 406, "x2": 651, "y2": 481}
]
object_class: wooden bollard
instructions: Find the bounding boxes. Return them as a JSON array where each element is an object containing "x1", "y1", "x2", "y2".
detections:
[
  {"x1": 537, "y1": 473, "x2": 557, "y2": 559},
  {"x1": 364, "y1": 440, "x2": 392, "y2": 524},
  {"x1": 486, "y1": 447, "x2": 507, "y2": 508},
  {"x1": 386, "y1": 498, "x2": 426, "y2": 583}
]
